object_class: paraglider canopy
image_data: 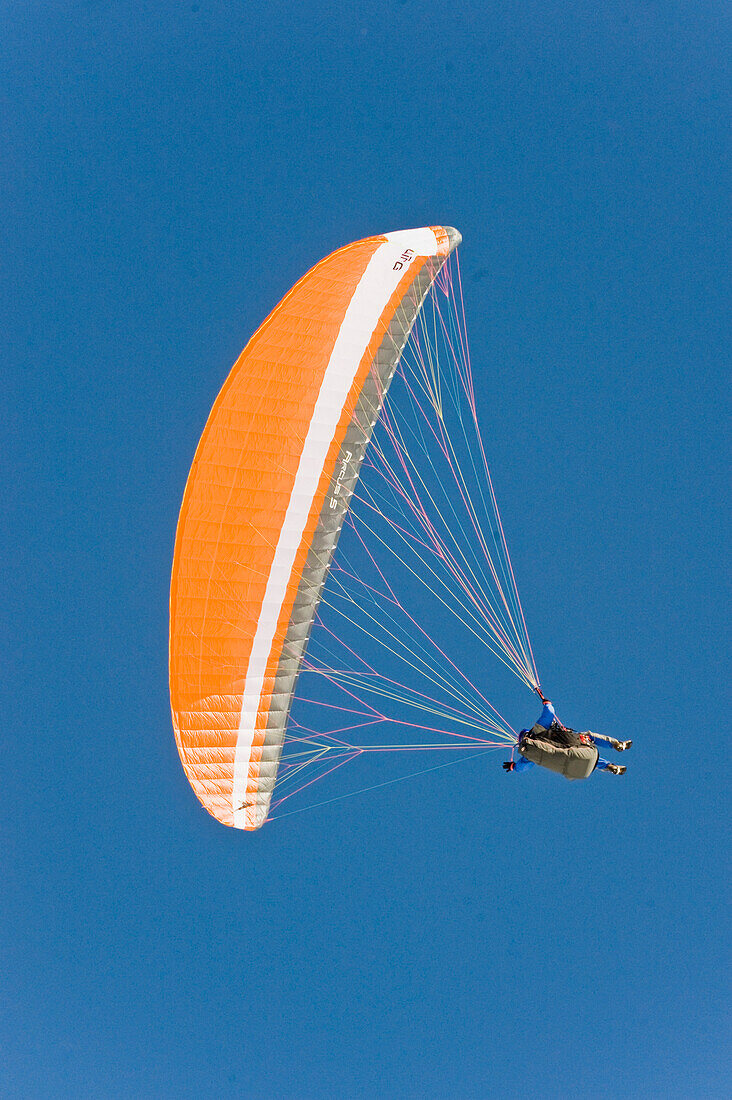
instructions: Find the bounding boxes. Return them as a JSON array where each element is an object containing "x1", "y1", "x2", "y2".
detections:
[{"x1": 170, "y1": 227, "x2": 461, "y2": 829}]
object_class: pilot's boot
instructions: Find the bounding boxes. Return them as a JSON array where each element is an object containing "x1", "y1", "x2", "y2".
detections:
[{"x1": 606, "y1": 763, "x2": 627, "y2": 775}]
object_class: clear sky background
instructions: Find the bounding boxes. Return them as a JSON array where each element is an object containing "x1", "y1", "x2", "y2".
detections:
[{"x1": 4, "y1": 3, "x2": 730, "y2": 1098}]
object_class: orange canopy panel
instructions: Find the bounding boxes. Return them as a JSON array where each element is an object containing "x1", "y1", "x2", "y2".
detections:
[{"x1": 169, "y1": 226, "x2": 461, "y2": 829}]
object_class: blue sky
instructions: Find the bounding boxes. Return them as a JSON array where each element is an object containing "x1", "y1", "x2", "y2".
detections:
[{"x1": 4, "y1": 2, "x2": 729, "y2": 1097}]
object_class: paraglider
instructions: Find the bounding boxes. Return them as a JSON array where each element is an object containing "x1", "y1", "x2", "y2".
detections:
[
  {"x1": 503, "y1": 700, "x2": 632, "y2": 778},
  {"x1": 169, "y1": 224, "x2": 626, "y2": 829}
]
